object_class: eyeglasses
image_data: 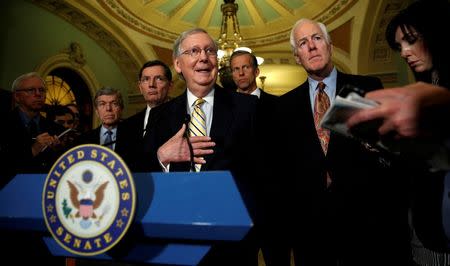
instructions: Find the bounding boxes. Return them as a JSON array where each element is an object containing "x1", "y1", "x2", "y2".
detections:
[
  {"x1": 16, "y1": 87, "x2": 47, "y2": 95},
  {"x1": 180, "y1": 47, "x2": 217, "y2": 58},
  {"x1": 139, "y1": 75, "x2": 168, "y2": 85},
  {"x1": 97, "y1": 101, "x2": 121, "y2": 109}
]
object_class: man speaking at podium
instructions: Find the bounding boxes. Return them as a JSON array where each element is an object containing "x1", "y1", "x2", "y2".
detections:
[{"x1": 150, "y1": 28, "x2": 260, "y2": 266}]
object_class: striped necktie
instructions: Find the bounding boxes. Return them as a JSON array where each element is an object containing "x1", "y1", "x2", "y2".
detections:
[{"x1": 189, "y1": 98, "x2": 206, "y2": 172}]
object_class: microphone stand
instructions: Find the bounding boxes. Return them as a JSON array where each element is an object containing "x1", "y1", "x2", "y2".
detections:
[{"x1": 184, "y1": 114, "x2": 195, "y2": 172}]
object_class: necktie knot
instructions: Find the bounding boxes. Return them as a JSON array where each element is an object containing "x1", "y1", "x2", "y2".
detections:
[
  {"x1": 317, "y1": 81, "x2": 326, "y2": 91},
  {"x1": 315, "y1": 82, "x2": 329, "y2": 116},
  {"x1": 194, "y1": 98, "x2": 205, "y2": 107}
]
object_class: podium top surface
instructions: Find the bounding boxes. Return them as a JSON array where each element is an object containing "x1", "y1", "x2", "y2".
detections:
[{"x1": 0, "y1": 171, "x2": 252, "y2": 241}]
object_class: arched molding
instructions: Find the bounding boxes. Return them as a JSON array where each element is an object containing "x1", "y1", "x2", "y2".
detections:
[{"x1": 35, "y1": 53, "x2": 100, "y2": 98}]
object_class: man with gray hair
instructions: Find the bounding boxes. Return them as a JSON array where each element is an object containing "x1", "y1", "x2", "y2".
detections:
[
  {"x1": 1, "y1": 72, "x2": 66, "y2": 264},
  {"x1": 263, "y1": 18, "x2": 411, "y2": 265},
  {"x1": 3, "y1": 72, "x2": 65, "y2": 174},
  {"x1": 150, "y1": 28, "x2": 261, "y2": 266},
  {"x1": 77, "y1": 87, "x2": 129, "y2": 159}
]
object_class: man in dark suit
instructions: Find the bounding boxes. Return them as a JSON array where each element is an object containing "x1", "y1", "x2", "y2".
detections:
[
  {"x1": 230, "y1": 50, "x2": 277, "y2": 103},
  {"x1": 3, "y1": 72, "x2": 65, "y2": 174},
  {"x1": 1, "y1": 72, "x2": 65, "y2": 264},
  {"x1": 121, "y1": 60, "x2": 173, "y2": 172},
  {"x1": 266, "y1": 19, "x2": 411, "y2": 265},
  {"x1": 230, "y1": 50, "x2": 278, "y2": 127},
  {"x1": 77, "y1": 87, "x2": 129, "y2": 161},
  {"x1": 152, "y1": 28, "x2": 260, "y2": 266},
  {"x1": 230, "y1": 50, "x2": 279, "y2": 265}
]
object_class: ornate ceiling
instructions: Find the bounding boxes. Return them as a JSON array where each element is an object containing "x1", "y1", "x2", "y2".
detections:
[
  {"x1": 30, "y1": 0, "x2": 410, "y2": 96},
  {"x1": 99, "y1": 0, "x2": 357, "y2": 48}
]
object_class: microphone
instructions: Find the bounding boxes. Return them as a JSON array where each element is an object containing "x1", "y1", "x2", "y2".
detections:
[{"x1": 184, "y1": 114, "x2": 195, "y2": 172}]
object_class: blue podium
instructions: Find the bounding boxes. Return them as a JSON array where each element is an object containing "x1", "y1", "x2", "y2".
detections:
[{"x1": 0, "y1": 171, "x2": 253, "y2": 265}]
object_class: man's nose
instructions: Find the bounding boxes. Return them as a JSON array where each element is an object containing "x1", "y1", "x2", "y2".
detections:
[
  {"x1": 198, "y1": 49, "x2": 209, "y2": 60},
  {"x1": 148, "y1": 78, "x2": 156, "y2": 87},
  {"x1": 307, "y1": 40, "x2": 317, "y2": 50}
]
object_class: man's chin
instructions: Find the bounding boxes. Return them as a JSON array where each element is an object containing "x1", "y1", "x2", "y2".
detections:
[{"x1": 32, "y1": 104, "x2": 44, "y2": 110}]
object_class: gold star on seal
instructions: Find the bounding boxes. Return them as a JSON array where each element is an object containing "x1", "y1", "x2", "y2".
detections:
[
  {"x1": 116, "y1": 219, "x2": 124, "y2": 228},
  {"x1": 49, "y1": 215, "x2": 57, "y2": 223},
  {"x1": 121, "y1": 208, "x2": 129, "y2": 217},
  {"x1": 46, "y1": 204, "x2": 54, "y2": 213}
]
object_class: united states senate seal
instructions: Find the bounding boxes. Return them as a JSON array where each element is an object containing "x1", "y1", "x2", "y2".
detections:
[{"x1": 42, "y1": 144, "x2": 136, "y2": 256}]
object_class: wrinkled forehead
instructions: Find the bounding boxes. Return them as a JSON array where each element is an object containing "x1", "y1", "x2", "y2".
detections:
[
  {"x1": 181, "y1": 32, "x2": 215, "y2": 48},
  {"x1": 19, "y1": 77, "x2": 45, "y2": 89},
  {"x1": 295, "y1": 22, "x2": 323, "y2": 39},
  {"x1": 97, "y1": 94, "x2": 119, "y2": 102}
]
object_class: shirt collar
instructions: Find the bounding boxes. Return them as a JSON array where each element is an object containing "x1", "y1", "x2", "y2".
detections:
[
  {"x1": 101, "y1": 126, "x2": 117, "y2": 135},
  {"x1": 251, "y1": 88, "x2": 262, "y2": 98},
  {"x1": 187, "y1": 87, "x2": 215, "y2": 107},
  {"x1": 18, "y1": 109, "x2": 40, "y2": 126}
]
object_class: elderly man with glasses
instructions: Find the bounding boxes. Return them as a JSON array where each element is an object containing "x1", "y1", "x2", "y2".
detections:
[
  {"x1": 3, "y1": 72, "x2": 65, "y2": 174},
  {"x1": 145, "y1": 28, "x2": 261, "y2": 266},
  {"x1": 1, "y1": 72, "x2": 66, "y2": 264}
]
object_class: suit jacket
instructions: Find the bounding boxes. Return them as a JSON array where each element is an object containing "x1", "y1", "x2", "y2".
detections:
[
  {"x1": 256, "y1": 90, "x2": 278, "y2": 133},
  {"x1": 151, "y1": 85, "x2": 260, "y2": 266},
  {"x1": 120, "y1": 106, "x2": 167, "y2": 172},
  {"x1": 3, "y1": 107, "x2": 65, "y2": 175},
  {"x1": 268, "y1": 71, "x2": 410, "y2": 265},
  {"x1": 154, "y1": 85, "x2": 258, "y2": 173},
  {"x1": 259, "y1": 90, "x2": 278, "y2": 105},
  {"x1": 76, "y1": 123, "x2": 130, "y2": 163}
]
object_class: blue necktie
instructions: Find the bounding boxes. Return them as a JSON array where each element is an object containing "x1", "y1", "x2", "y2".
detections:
[{"x1": 104, "y1": 130, "x2": 113, "y2": 150}]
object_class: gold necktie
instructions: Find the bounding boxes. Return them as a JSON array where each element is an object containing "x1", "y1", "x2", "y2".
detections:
[{"x1": 189, "y1": 98, "x2": 206, "y2": 172}]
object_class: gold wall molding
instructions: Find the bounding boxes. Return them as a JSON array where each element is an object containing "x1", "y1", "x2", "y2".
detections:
[{"x1": 30, "y1": 0, "x2": 140, "y2": 88}]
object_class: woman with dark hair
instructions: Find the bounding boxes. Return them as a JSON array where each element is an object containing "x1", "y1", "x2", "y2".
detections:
[
  {"x1": 385, "y1": 0, "x2": 449, "y2": 88},
  {"x1": 385, "y1": 1, "x2": 450, "y2": 265}
]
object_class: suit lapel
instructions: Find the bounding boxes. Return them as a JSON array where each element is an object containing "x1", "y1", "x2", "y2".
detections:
[
  {"x1": 327, "y1": 72, "x2": 347, "y2": 156},
  {"x1": 204, "y1": 86, "x2": 233, "y2": 170},
  {"x1": 171, "y1": 92, "x2": 188, "y2": 133},
  {"x1": 299, "y1": 82, "x2": 326, "y2": 156}
]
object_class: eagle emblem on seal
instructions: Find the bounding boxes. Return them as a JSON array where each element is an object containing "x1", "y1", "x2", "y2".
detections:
[{"x1": 66, "y1": 170, "x2": 109, "y2": 229}]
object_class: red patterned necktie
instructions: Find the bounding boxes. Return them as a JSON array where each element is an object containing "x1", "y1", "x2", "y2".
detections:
[
  {"x1": 314, "y1": 82, "x2": 332, "y2": 187},
  {"x1": 314, "y1": 82, "x2": 330, "y2": 154}
]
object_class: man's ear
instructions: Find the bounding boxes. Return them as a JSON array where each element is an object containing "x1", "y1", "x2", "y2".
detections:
[
  {"x1": 173, "y1": 58, "x2": 181, "y2": 73},
  {"x1": 13, "y1": 92, "x2": 20, "y2": 104},
  {"x1": 294, "y1": 54, "x2": 302, "y2": 65}
]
